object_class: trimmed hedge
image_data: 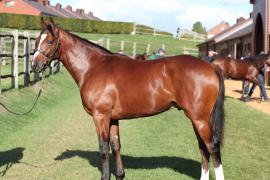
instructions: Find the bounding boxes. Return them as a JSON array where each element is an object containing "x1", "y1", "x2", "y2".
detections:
[{"x1": 0, "y1": 13, "x2": 134, "y2": 34}]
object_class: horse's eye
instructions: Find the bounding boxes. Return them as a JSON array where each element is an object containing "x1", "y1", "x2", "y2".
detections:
[{"x1": 48, "y1": 40, "x2": 54, "y2": 46}]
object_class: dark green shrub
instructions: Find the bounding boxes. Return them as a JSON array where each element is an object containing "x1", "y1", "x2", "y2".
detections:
[{"x1": 0, "y1": 13, "x2": 134, "y2": 34}]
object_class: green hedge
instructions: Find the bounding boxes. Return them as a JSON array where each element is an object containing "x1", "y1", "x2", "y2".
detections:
[{"x1": 0, "y1": 13, "x2": 134, "y2": 34}]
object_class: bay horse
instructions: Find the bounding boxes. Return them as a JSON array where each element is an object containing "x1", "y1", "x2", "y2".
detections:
[
  {"x1": 212, "y1": 55, "x2": 270, "y2": 97},
  {"x1": 32, "y1": 18, "x2": 225, "y2": 180}
]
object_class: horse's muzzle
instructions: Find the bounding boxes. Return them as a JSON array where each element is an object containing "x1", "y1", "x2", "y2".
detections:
[{"x1": 32, "y1": 61, "x2": 45, "y2": 73}]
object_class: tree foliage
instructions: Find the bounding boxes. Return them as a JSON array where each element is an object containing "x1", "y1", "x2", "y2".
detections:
[{"x1": 192, "y1": 21, "x2": 207, "y2": 35}]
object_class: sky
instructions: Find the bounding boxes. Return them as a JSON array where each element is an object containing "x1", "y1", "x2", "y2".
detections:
[{"x1": 50, "y1": 0, "x2": 252, "y2": 34}]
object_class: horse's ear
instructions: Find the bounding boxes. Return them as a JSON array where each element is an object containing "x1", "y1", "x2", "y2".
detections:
[
  {"x1": 49, "y1": 17, "x2": 56, "y2": 30},
  {"x1": 41, "y1": 17, "x2": 47, "y2": 30}
]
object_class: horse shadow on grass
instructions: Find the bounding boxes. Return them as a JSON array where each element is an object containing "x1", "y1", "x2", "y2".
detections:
[
  {"x1": 55, "y1": 150, "x2": 200, "y2": 179},
  {"x1": 0, "y1": 147, "x2": 25, "y2": 176}
]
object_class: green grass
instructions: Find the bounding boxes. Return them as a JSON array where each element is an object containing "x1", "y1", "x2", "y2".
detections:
[
  {"x1": 0, "y1": 71, "x2": 270, "y2": 179},
  {"x1": 76, "y1": 33, "x2": 198, "y2": 56}
]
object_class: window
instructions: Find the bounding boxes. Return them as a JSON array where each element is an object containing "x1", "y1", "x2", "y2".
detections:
[{"x1": 5, "y1": 0, "x2": 15, "y2": 7}]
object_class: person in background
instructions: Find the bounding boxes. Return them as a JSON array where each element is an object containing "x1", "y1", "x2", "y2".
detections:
[
  {"x1": 148, "y1": 51, "x2": 158, "y2": 60},
  {"x1": 147, "y1": 48, "x2": 166, "y2": 60},
  {"x1": 156, "y1": 48, "x2": 166, "y2": 58},
  {"x1": 244, "y1": 52, "x2": 269, "y2": 102},
  {"x1": 135, "y1": 53, "x2": 147, "y2": 61},
  {"x1": 202, "y1": 48, "x2": 218, "y2": 63}
]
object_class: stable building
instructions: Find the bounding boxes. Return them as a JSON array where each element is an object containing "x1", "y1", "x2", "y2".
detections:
[
  {"x1": 0, "y1": 0, "x2": 100, "y2": 20},
  {"x1": 198, "y1": 0, "x2": 270, "y2": 58},
  {"x1": 198, "y1": 17, "x2": 252, "y2": 59}
]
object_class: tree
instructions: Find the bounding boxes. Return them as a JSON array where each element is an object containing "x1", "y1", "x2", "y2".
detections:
[{"x1": 192, "y1": 21, "x2": 207, "y2": 35}]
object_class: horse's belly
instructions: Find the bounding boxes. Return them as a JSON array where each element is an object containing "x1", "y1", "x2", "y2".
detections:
[{"x1": 111, "y1": 94, "x2": 173, "y2": 120}]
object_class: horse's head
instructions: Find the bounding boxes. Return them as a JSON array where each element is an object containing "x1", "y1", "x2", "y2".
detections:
[{"x1": 32, "y1": 17, "x2": 60, "y2": 73}]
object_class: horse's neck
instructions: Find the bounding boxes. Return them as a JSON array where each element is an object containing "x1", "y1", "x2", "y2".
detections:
[{"x1": 58, "y1": 30, "x2": 108, "y2": 87}]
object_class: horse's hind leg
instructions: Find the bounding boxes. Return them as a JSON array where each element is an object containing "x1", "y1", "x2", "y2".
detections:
[
  {"x1": 192, "y1": 125, "x2": 210, "y2": 180},
  {"x1": 211, "y1": 149, "x2": 224, "y2": 180},
  {"x1": 192, "y1": 118, "x2": 224, "y2": 180},
  {"x1": 110, "y1": 121, "x2": 125, "y2": 180}
]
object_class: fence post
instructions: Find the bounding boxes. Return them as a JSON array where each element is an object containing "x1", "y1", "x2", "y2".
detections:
[
  {"x1": 55, "y1": 60, "x2": 61, "y2": 73},
  {"x1": 162, "y1": 44, "x2": 165, "y2": 50},
  {"x1": 49, "y1": 61, "x2": 53, "y2": 75},
  {"x1": 33, "y1": 33, "x2": 40, "y2": 82},
  {"x1": 121, "y1": 40, "x2": 125, "y2": 51},
  {"x1": 154, "y1": 28, "x2": 157, "y2": 37},
  {"x1": 1, "y1": 38, "x2": 7, "y2": 66},
  {"x1": 106, "y1": 38, "x2": 110, "y2": 50},
  {"x1": 131, "y1": 23, "x2": 136, "y2": 35},
  {"x1": 23, "y1": 31, "x2": 30, "y2": 86},
  {"x1": 133, "y1": 42, "x2": 137, "y2": 58},
  {"x1": 146, "y1": 44, "x2": 151, "y2": 55},
  {"x1": 0, "y1": 37, "x2": 3, "y2": 94},
  {"x1": 12, "y1": 30, "x2": 19, "y2": 89}
]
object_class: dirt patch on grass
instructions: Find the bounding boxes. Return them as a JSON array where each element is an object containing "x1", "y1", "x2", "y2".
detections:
[{"x1": 225, "y1": 80, "x2": 270, "y2": 115}]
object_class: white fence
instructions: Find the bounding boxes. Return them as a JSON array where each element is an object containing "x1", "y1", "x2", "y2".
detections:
[
  {"x1": 132, "y1": 24, "x2": 174, "y2": 38},
  {"x1": 0, "y1": 30, "x2": 61, "y2": 93},
  {"x1": 182, "y1": 47, "x2": 198, "y2": 56},
  {"x1": 97, "y1": 38, "x2": 166, "y2": 57},
  {"x1": 96, "y1": 38, "x2": 198, "y2": 57},
  {"x1": 178, "y1": 28, "x2": 207, "y2": 42}
]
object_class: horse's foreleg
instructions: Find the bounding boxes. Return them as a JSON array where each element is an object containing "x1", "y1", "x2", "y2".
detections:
[
  {"x1": 110, "y1": 121, "x2": 125, "y2": 180},
  {"x1": 93, "y1": 112, "x2": 111, "y2": 180}
]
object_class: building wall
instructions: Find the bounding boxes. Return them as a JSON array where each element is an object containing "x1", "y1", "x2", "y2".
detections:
[
  {"x1": 199, "y1": 34, "x2": 252, "y2": 59},
  {"x1": 252, "y1": 0, "x2": 269, "y2": 54},
  {"x1": 208, "y1": 22, "x2": 230, "y2": 39},
  {"x1": 0, "y1": 0, "x2": 40, "y2": 16}
]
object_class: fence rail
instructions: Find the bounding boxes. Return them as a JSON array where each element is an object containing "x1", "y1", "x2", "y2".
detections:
[
  {"x1": 97, "y1": 38, "x2": 198, "y2": 57},
  {"x1": 132, "y1": 24, "x2": 173, "y2": 38},
  {"x1": 99, "y1": 38, "x2": 167, "y2": 57},
  {"x1": 178, "y1": 28, "x2": 207, "y2": 42},
  {"x1": 0, "y1": 30, "x2": 61, "y2": 93}
]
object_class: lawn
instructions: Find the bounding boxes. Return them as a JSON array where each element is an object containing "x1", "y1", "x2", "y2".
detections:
[
  {"x1": 0, "y1": 70, "x2": 270, "y2": 180},
  {"x1": 75, "y1": 33, "x2": 198, "y2": 56}
]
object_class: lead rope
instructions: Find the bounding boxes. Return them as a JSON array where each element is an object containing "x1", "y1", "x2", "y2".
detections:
[{"x1": 0, "y1": 72, "x2": 45, "y2": 116}]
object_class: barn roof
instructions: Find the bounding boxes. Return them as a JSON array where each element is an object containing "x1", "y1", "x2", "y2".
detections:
[
  {"x1": 23, "y1": 0, "x2": 100, "y2": 20},
  {"x1": 198, "y1": 18, "x2": 253, "y2": 46}
]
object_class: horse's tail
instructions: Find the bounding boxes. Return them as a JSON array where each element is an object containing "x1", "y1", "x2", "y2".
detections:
[{"x1": 210, "y1": 66, "x2": 225, "y2": 152}]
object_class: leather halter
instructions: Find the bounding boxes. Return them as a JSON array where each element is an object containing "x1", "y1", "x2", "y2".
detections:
[{"x1": 34, "y1": 31, "x2": 61, "y2": 67}]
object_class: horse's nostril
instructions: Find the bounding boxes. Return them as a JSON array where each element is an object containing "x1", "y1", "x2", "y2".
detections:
[{"x1": 32, "y1": 62, "x2": 43, "y2": 72}]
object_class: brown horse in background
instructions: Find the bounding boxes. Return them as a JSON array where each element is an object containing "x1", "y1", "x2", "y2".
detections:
[
  {"x1": 212, "y1": 55, "x2": 270, "y2": 96},
  {"x1": 32, "y1": 18, "x2": 225, "y2": 180},
  {"x1": 135, "y1": 53, "x2": 148, "y2": 61}
]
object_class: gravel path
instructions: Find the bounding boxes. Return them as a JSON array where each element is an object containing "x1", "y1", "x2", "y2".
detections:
[{"x1": 225, "y1": 80, "x2": 270, "y2": 115}]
